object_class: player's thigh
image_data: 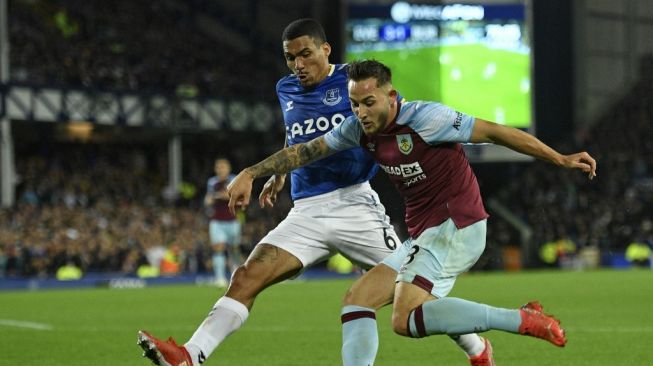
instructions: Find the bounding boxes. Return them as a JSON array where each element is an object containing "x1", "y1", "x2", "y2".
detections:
[
  {"x1": 341, "y1": 239, "x2": 412, "y2": 308},
  {"x1": 226, "y1": 243, "x2": 303, "y2": 306},
  {"x1": 392, "y1": 281, "x2": 437, "y2": 335},
  {"x1": 342, "y1": 263, "x2": 397, "y2": 309},
  {"x1": 258, "y1": 208, "x2": 333, "y2": 267}
]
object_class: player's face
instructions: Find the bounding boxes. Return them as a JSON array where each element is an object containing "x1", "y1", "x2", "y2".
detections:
[
  {"x1": 348, "y1": 78, "x2": 397, "y2": 136},
  {"x1": 283, "y1": 35, "x2": 331, "y2": 87},
  {"x1": 215, "y1": 159, "x2": 231, "y2": 179}
]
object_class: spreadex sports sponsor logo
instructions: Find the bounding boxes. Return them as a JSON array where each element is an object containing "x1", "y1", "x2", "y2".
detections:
[
  {"x1": 379, "y1": 162, "x2": 427, "y2": 187},
  {"x1": 286, "y1": 113, "x2": 347, "y2": 138}
]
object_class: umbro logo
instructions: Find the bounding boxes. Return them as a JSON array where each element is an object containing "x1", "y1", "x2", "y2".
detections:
[{"x1": 452, "y1": 112, "x2": 462, "y2": 130}]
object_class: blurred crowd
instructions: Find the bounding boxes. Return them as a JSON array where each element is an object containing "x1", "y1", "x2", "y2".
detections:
[
  {"x1": 9, "y1": 0, "x2": 279, "y2": 101},
  {"x1": 2, "y1": 0, "x2": 653, "y2": 278},
  {"x1": 0, "y1": 140, "x2": 293, "y2": 279}
]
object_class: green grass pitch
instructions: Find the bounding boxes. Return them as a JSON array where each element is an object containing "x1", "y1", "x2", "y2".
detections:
[
  {"x1": 346, "y1": 44, "x2": 531, "y2": 128},
  {"x1": 1, "y1": 270, "x2": 651, "y2": 365}
]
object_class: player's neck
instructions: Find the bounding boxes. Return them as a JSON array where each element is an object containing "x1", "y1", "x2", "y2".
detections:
[
  {"x1": 386, "y1": 102, "x2": 400, "y2": 128},
  {"x1": 315, "y1": 64, "x2": 334, "y2": 85}
]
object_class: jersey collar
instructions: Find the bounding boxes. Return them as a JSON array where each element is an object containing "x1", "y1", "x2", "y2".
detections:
[{"x1": 327, "y1": 64, "x2": 335, "y2": 76}]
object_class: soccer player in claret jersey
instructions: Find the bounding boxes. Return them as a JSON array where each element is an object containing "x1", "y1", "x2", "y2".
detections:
[
  {"x1": 228, "y1": 59, "x2": 598, "y2": 363},
  {"x1": 138, "y1": 19, "x2": 483, "y2": 366},
  {"x1": 204, "y1": 157, "x2": 241, "y2": 287}
]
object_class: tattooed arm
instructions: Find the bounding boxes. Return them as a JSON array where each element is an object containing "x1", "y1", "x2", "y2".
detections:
[
  {"x1": 227, "y1": 136, "x2": 335, "y2": 213},
  {"x1": 246, "y1": 136, "x2": 333, "y2": 178}
]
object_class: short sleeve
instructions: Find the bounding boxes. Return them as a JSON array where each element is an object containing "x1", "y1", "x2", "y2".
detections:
[
  {"x1": 323, "y1": 116, "x2": 362, "y2": 151},
  {"x1": 405, "y1": 102, "x2": 475, "y2": 144}
]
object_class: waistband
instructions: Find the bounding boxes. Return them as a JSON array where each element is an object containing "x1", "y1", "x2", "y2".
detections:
[{"x1": 293, "y1": 182, "x2": 372, "y2": 208}]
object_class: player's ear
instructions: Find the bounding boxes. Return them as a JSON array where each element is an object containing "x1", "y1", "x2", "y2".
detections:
[
  {"x1": 388, "y1": 89, "x2": 398, "y2": 106},
  {"x1": 322, "y1": 42, "x2": 332, "y2": 57}
]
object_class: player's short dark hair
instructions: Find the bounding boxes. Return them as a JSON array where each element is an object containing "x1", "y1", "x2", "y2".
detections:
[
  {"x1": 282, "y1": 18, "x2": 327, "y2": 45},
  {"x1": 347, "y1": 60, "x2": 392, "y2": 87}
]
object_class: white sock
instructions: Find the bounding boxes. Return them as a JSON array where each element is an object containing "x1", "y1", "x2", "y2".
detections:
[
  {"x1": 450, "y1": 334, "x2": 486, "y2": 357},
  {"x1": 185, "y1": 296, "x2": 249, "y2": 365}
]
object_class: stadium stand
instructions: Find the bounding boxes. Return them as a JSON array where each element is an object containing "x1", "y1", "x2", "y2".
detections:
[
  {"x1": 8, "y1": 0, "x2": 279, "y2": 101},
  {"x1": 0, "y1": 138, "x2": 293, "y2": 278},
  {"x1": 2, "y1": 1, "x2": 652, "y2": 280},
  {"x1": 484, "y1": 56, "x2": 653, "y2": 268}
]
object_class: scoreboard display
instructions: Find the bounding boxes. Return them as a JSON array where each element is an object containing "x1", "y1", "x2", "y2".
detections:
[{"x1": 346, "y1": 2, "x2": 532, "y2": 129}]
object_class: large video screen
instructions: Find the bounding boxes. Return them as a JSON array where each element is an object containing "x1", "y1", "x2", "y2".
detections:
[{"x1": 346, "y1": 2, "x2": 531, "y2": 129}]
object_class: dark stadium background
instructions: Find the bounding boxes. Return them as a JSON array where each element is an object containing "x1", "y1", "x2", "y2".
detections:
[{"x1": 1, "y1": 0, "x2": 652, "y2": 284}]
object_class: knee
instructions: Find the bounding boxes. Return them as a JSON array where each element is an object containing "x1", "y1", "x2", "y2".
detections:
[
  {"x1": 226, "y1": 264, "x2": 263, "y2": 301},
  {"x1": 342, "y1": 284, "x2": 390, "y2": 309},
  {"x1": 229, "y1": 264, "x2": 260, "y2": 287},
  {"x1": 391, "y1": 309, "x2": 411, "y2": 337},
  {"x1": 341, "y1": 286, "x2": 360, "y2": 307},
  {"x1": 341, "y1": 270, "x2": 395, "y2": 309}
]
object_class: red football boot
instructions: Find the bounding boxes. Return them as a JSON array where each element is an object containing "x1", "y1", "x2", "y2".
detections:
[
  {"x1": 137, "y1": 330, "x2": 193, "y2": 366},
  {"x1": 518, "y1": 301, "x2": 567, "y2": 347}
]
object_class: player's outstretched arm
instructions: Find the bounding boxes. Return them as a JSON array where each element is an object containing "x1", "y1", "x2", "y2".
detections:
[
  {"x1": 227, "y1": 136, "x2": 334, "y2": 213},
  {"x1": 470, "y1": 118, "x2": 597, "y2": 179}
]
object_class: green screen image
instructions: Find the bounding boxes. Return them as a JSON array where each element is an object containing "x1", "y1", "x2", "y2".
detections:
[
  {"x1": 346, "y1": 4, "x2": 531, "y2": 128},
  {"x1": 347, "y1": 44, "x2": 530, "y2": 128}
]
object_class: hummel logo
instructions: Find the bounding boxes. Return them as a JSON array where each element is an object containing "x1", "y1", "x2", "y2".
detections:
[
  {"x1": 198, "y1": 350, "x2": 207, "y2": 364},
  {"x1": 286, "y1": 101, "x2": 294, "y2": 111}
]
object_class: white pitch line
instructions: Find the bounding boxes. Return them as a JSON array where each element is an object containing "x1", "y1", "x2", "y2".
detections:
[{"x1": 0, "y1": 319, "x2": 54, "y2": 331}]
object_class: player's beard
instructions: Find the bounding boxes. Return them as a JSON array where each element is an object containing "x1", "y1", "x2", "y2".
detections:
[{"x1": 374, "y1": 107, "x2": 391, "y2": 134}]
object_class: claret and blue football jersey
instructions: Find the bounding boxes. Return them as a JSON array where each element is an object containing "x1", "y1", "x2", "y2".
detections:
[
  {"x1": 276, "y1": 64, "x2": 378, "y2": 200},
  {"x1": 324, "y1": 101, "x2": 489, "y2": 238}
]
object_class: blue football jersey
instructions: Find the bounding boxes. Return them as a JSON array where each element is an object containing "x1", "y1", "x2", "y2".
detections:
[{"x1": 276, "y1": 63, "x2": 378, "y2": 200}]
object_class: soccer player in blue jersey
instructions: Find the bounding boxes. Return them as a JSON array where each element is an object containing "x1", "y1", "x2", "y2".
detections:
[
  {"x1": 205, "y1": 157, "x2": 241, "y2": 287},
  {"x1": 227, "y1": 59, "x2": 598, "y2": 363},
  {"x1": 139, "y1": 19, "x2": 452, "y2": 366}
]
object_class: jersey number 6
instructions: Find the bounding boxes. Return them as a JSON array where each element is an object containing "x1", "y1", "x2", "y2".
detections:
[{"x1": 383, "y1": 228, "x2": 398, "y2": 250}]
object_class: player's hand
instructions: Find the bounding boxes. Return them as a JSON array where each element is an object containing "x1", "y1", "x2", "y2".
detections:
[
  {"x1": 259, "y1": 174, "x2": 286, "y2": 208},
  {"x1": 561, "y1": 151, "x2": 597, "y2": 180},
  {"x1": 227, "y1": 170, "x2": 255, "y2": 215}
]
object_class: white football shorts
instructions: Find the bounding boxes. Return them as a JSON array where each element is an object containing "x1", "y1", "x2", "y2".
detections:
[{"x1": 259, "y1": 182, "x2": 403, "y2": 270}]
